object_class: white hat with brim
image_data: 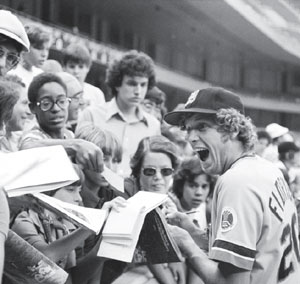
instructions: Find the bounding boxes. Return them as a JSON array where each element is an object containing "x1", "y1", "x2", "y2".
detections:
[
  {"x1": 265, "y1": 123, "x2": 289, "y2": 139},
  {"x1": 0, "y1": 10, "x2": 30, "y2": 52}
]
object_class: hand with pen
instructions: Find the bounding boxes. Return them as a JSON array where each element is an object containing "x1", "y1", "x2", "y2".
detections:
[{"x1": 166, "y1": 211, "x2": 209, "y2": 252}]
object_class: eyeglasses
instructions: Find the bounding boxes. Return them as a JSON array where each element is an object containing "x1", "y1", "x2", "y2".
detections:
[
  {"x1": 36, "y1": 97, "x2": 71, "y2": 112},
  {"x1": 0, "y1": 47, "x2": 20, "y2": 69},
  {"x1": 142, "y1": 167, "x2": 174, "y2": 177},
  {"x1": 70, "y1": 92, "x2": 83, "y2": 103}
]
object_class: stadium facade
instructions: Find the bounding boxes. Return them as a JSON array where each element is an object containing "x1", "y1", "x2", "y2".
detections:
[{"x1": 2, "y1": 0, "x2": 300, "y2": 130}]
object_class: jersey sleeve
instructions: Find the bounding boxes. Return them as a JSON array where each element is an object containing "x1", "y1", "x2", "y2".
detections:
[{"x1": 209, "y1": 175, "x2": 263, "y2": 270}]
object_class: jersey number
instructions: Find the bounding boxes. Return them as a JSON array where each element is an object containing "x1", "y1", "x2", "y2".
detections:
[{"x1": 278, "y1": 213, "x2": 300, "y2": 281}]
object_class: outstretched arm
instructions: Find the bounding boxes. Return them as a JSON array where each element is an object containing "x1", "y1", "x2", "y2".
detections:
[
  {"x1": 168, "y1": 225, "x2": 250, "y2": 284},
  {"x1": 20, "y1": 138, "x2": 104, "y2": 173}
]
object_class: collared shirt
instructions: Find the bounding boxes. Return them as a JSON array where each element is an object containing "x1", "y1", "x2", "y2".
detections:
[
  {"x1": 82, "y1": 82, "x2": 105, "y2": 108},
  {"x1": 77, "y1": 98, "x2": 161, "y2": 176}
]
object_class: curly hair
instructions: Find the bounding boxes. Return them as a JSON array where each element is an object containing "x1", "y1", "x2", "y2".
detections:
[
  {"x1": 214, "y1": 108, "x2": 257, "y2": 151},
  {"x1": 130, "y1": 135, "x2": 180, "y2": 179},
  {"x1": 172, "y1": 156, "x2": 214, "y2": 199},
  {"x1": 186, "y1": 108, "x2": 257, "y2": 151},
  {"x1": 106, "y1": 50, "x2": 156, "y2": 97},
  {"x1": 28, "y1": 72, "x2": 67, "y2": 104}
]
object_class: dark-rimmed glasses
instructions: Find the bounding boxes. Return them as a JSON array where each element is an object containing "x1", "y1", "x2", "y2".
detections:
[
  {"x1": 142, "y1": 167, "x2": 174, "y2": 177},
  {"x1": 36, "y1": 97, "x2": 71, "y2": 112}
]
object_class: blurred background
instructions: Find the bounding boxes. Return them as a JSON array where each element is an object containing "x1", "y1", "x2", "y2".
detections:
[{"x1": 2, "y1": 0, "x2": 300, "y2": 133}]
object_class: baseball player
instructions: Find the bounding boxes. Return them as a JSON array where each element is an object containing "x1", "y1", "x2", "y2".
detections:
[{"x1": 164, "y1": 87, "x2": 300, "y2": 284}]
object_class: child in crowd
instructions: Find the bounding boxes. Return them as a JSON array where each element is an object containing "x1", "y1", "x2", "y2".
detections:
[
  {"x1": 10, "y1": 165, "x2": 127, "y2": 284},
  {"x1": 142, "y1": 86, "x2": 167, "y2": 123},
  {"x1": 63, "y1": 43, "x2": 105, "y2": 110},
  {"x1": 170, "y1": 156, "x2": 215, "y2": 230},
  {"x1": 169, "y1": 156, "x2": 215, "y2": 284},
  {"x1": 9, "y1": 23, "x2": 51, "y2": 88},
  {"x1": 0, "y1": 75, "x2": 31, "y2": 152},
  {"x1": 75, "y1": 122, "x2": 127, "y2": 284},
  {"x1": 75, "y1": 122, "x2": 124, "y2": 208}
]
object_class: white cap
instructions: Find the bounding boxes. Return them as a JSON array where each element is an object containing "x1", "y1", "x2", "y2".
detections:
[
  {"x1": 265, "y1": 123, "x2": 289, "y2": 139},
  {"x1": 0, "y1": 10, "x2": 30, "y2": 52}
]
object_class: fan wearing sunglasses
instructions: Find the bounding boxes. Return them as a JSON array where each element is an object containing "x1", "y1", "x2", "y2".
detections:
[{"x1": 113, "y1": 136, "x2": 186, "y2": 284}]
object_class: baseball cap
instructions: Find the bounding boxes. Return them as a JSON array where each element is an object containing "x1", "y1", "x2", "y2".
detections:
[
  {"x1": 278, "y1": 141, "x2": 300, "y2": 154},
  {"x1": 265, "y1": 123, "x2": 289, "y2": 139},
  {"x1": 0, "y1": 10, "x2": 30, "y2": 52},
  {"x1": 164, "y1": 87, "x2": 244, "y2": 125}
]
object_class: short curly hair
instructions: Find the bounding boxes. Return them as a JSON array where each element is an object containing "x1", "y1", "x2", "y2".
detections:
[
  {"x1": 28, "y1": 72, "x2": 67, "y2": 104},
  {"x1": 106, "y1": 50, "x2": 156, "y2": 97},
  {"x1": 172, "y1": 156, "x2": 214, "y2": 199},
  {"x1": 130, "y1": 135, "x2": 180, "y2": 179},
  {"x1": 186, "y1": 108, "x2": 257, "y2": 152}
]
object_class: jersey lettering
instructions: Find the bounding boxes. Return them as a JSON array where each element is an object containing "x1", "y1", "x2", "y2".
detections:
[
  {"x1": 278, "y1": 213, "x2": 300, "y2": 281},
  {"x1": 269, "y1": 178, "x2": 293, "y2": 222}
]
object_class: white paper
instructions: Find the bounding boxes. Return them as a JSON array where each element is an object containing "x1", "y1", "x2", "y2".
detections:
[
  {"x1": 33, "y1": 193, "x2": 107, "y2": 234},
  {"x1": 0, "y1": 146, "x2": 79, "y2": 197},
  {"x1": 97, "y1": 191, "x2": 168, "y2": 262},
  {"x1": 101, "y1": 166, "x2": 124, "y2": 193}
]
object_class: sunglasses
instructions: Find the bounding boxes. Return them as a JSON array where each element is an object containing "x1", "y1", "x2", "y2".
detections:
[{"x1": 142, "y1": 167, "x2": 174, "y2": 177}]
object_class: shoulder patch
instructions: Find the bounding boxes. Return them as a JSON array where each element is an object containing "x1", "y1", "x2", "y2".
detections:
[{"x1": 220, "y1": 207, "x2": 237, "y2": 232}]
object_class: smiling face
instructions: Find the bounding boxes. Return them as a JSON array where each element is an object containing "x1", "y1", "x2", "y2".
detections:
[
  {"x1": 181, "y1": 174, "x2": 210, "y2": 210},
  {"x1": 6, "y1": 85, "x2": 30, "y2": 131},
  {"x1": 116, "y1": 75, "x2": 149, "y2": 110},
  {"x1": 31, "y1": 82, "x2": 68, "y2": 137},
  {"x1": 184, "y1": 116, "x2": 230, "y2": 175},
  {"x1": 139, "y1": 152, "x2": 173, "y2": 194}
]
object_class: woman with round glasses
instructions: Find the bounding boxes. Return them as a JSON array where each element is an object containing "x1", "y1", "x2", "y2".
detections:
[{"x1": 113, "y1": 136, "x2": 185, "y2": 284}]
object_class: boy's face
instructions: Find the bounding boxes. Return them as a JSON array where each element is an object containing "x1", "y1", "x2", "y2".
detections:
[
  {"x1": 23, "y1": 42, "x2": 50, "y2": 68},
  {"x1": 0, "y1": 41, "x2": 20, "y2": 76},
  {"x1": 31, "y1": 82, "x2": 69, "y2": 136},
  {"x1": 116, "y1": 75, "x2": 149, "y2": 109},
  {"x1": 64, "y1": 61, "x2": 89, "y2": 84}
]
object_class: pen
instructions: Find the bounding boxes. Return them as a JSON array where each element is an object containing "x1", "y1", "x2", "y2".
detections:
[{"x1": 186, "y1": 210, "x2": 199, "y2": 215}]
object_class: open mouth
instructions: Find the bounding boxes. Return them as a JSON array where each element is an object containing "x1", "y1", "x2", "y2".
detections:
[{"x1": 196, "y1": 149, "x2": 209, "y2": 162}]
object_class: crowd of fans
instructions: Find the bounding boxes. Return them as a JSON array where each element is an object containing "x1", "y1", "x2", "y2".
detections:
[{"x1": 0, "y1": 9, "x2": 300, "y2": 284}]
